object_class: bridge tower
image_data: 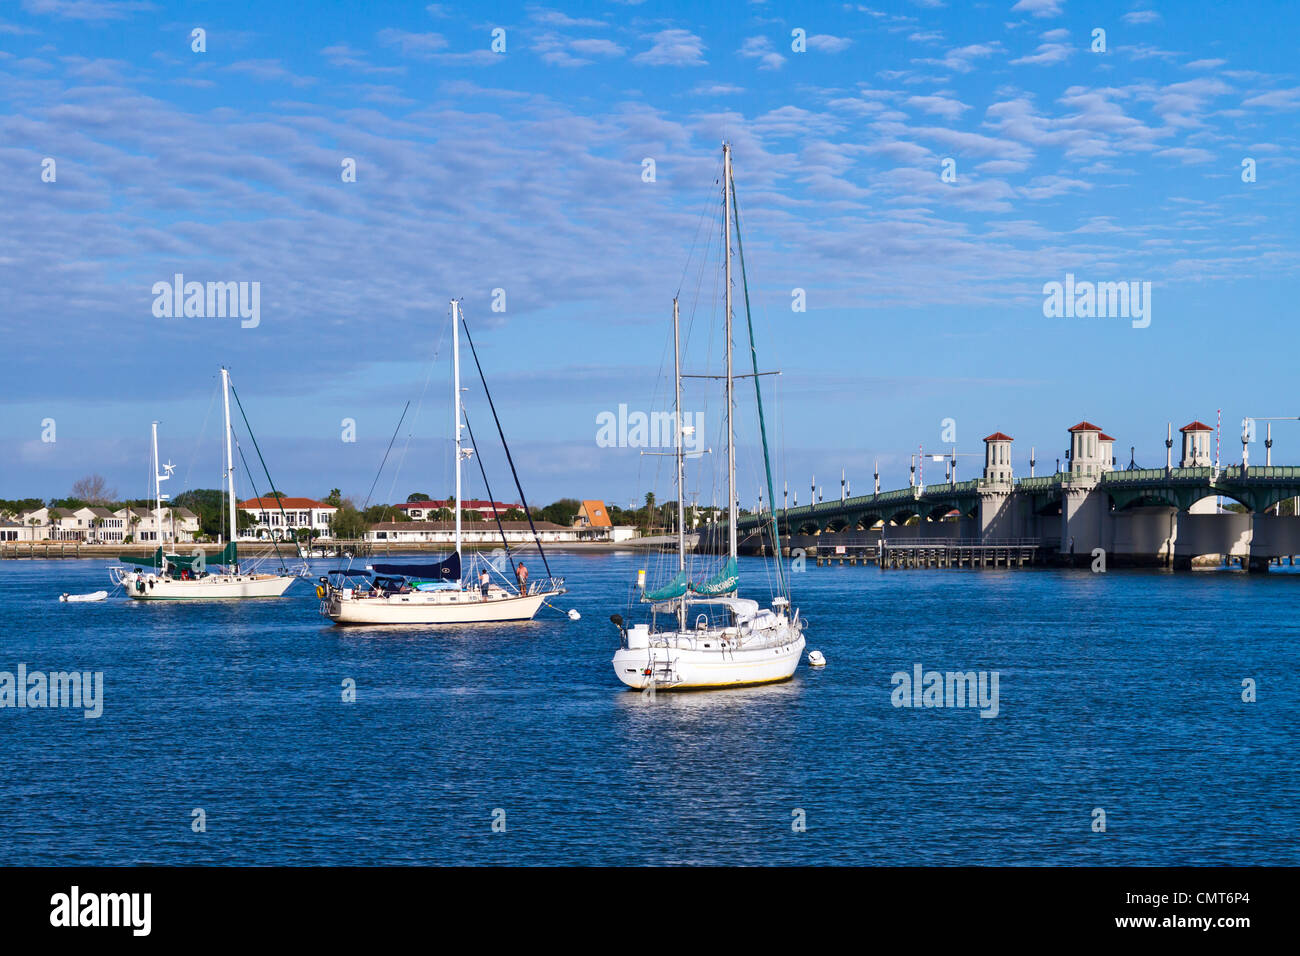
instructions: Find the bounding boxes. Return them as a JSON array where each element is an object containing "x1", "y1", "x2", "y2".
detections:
[
  {"x1": 1067, "y1": 421, "x2": 1107, "y2": 479},
  {"x1": 979, "y1": 431, "x2": 1018, "y2": 539},
  {"x1": 1061, "y1": 421, "x2": 1114, "y2": 560},
  {"x1": 1180, "y1": 420, "x2": 1216, "y2": 516},
  {"x1": 1180, "y1": 421, "x2": 1212, "y2": 467},
  {"x1": 983, "y1": 432, "x2": 1014, "y2": 485}
]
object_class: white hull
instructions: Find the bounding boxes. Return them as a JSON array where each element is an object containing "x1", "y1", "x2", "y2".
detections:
[
  {"x1": 325, "y1": 588, "x2": 555, "y2": 625},
  {"x1": 118, "y1": 571, "x2": 296, "y2": 600},
  {"x1": 613, "y1": 625, "x2": 805, "y2": 691}
]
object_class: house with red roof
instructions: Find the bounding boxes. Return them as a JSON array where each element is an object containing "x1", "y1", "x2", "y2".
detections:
[
  {"x1": 392, "y1": 499, "x2": 522, "y2": 521},
  {"x1": 237, "y1": 496, "x2": 337, "y2": 540}
]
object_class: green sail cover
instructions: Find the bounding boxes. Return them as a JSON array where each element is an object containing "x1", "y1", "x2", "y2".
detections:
[
  {"x1": 644, "y1": 571, "x2": 689, "y2": 602},
  {"x1": 690, "y1": 558, "x2": 738, "y2": 596},
  {"x1": 116, "y1": 542, "x2": 238, "y2": 571}
]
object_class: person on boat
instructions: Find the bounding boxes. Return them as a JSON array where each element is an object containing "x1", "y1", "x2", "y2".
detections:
[
  {"x1": 515, "y1": 561, "x2": 529, "y2": 596},
  {"x1": 479, "y1": 568, "x2": 491, "y2": 601}
]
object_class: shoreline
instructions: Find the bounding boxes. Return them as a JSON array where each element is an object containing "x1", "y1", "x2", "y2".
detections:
[{"x1": 0, "y1": 539, "x2": 678, "y2": 560}]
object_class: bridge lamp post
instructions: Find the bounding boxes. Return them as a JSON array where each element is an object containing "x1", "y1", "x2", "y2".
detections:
[
  {"x1": 1243, "y1": 416, "x2": 1300, "y2": 513},
  {"x1": 940, "y1": 449, "x2": 981, "y2": 486}
]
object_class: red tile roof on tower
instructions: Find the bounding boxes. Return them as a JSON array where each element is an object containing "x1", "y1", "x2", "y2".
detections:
[
  {"x1": 1068, "y1": 421, "x2": 1103, "y2": 432},
  {"x1": 1180, "y1": 421, "x2": 1212, "y2": 432},
  {"x1": 1099, "y1": 433, "x2": 1115, "y2": 442},
  {"x1": 238, "y1": 497, "x2": 332, "y2": 509},
  {"x1": 983, "y1": 431, "x2": 1013, "y2": 442}
]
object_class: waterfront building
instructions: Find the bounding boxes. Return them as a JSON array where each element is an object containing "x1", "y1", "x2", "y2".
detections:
[
  {"x1": 365, "y1": 519, "x2": 634, "y2": 544},
  {"x1": 236, "y1": 497, "x2": 337, "y2": 540},
  {"x1": 391, "y1": 499, "x2": 521, "y2": 520}
]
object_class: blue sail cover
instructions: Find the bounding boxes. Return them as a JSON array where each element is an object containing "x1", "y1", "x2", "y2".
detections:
[
  {"x1": 370, "y1": 551, "x2": 461, "y2": 581},
  {"x1": 644, "y1": 570, "x2": 688, "y2": 602}
]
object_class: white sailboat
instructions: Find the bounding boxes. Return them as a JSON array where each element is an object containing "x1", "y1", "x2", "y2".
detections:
[
  {"x1": 109, "y1": 369, "x2": 297, "y2": 600},
  {"x1": 319, "y1": 299, "x2": 565, "y2": 625},
  {"x1": 611, "y1": 143, "x2": 806, "y2": 690}
]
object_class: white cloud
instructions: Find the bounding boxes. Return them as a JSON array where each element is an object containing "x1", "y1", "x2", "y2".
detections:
[
  {"x1": 20, "y1": 0, "x2": 151, "y2": 20},
  {"x1": 692, "y1": 82, "x2": 744, "y2": 96},
  {"x1": 570, "y1": 38, "x2": 624, "y2": 57},
  {"x1": 224, "y1": 59, "x2": 316, "y2": 88},
  {"x1": 376, "y1": 30, "x2": 448, "y2": 59},
  {"x1": 633, "y1": 29, "x2": 706, "y2": 67},
  {"x1": 916, "y1": 42, "x2": 1002, "y2": 73},
  {"x1": 1010, "y1": 0, "x2": 1064, "y2": 17},
  {"x1": 1243, "y1": 87, "x2": 1300, "y2": 109},
  {"x1": 905, "y1": 94, "x2": 970, "y2": 120},
  {"x1": 739, "y1": 36, "x2": 785, "y2": 71},
  {"x1": 1010, "y1": 30, "x2": 1073, "y2": 66},
  {"x1": 807, "y1": 34, "x2": 853, "y2": 54},
  {"x1": 1156, "y1": 146, "x2": 1215, "y2": 164}
]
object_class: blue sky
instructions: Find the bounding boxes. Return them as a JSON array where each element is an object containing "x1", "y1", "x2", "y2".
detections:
[{"x1": 1, "y1": 0, "x2": 1298, "y2": 510}]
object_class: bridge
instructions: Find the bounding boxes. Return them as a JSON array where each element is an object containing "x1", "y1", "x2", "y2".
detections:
[{"x1": 705, "y1": 420, "x2": 1300, "y2": 571}]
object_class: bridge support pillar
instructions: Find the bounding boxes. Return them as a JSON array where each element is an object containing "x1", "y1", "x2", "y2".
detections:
[
  {"x1": 1247, "y1": 555, "x2": 1271, "y2": 574},
  {"x1": 1061, "y1": 482, "x2": 1108, "y2": 560}
]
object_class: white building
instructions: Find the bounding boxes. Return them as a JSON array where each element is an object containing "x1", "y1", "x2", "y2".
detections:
[
  {"x1": 0, "y1": 520, "x2": 36, "y2": 542},
  {"x1": 238, "y1": 497, "x2": 337, "y2": 540},
  {"x1": 16, "y1": 507, "x2": 80, "y2": 541},
  {"x1": 114, "y1": 506, "x2": 200, "y2": 543},
  {"x1": 12, "y1": 505, "x2": 199, "y2": 543},
  {"x1": 392, "y1": 499, "x2": 522, "y2": 520},
  {"x1": 367, "y1": 520, "x2": 595, "y2": 544}
]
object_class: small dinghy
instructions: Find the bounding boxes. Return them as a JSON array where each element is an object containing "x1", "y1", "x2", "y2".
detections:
[
  {"x1": 60, "y1": 591, "x2": 108, "y2": 603},
  {"x1": 807, "y1": 650, "x2": 827, "y2": 667}
]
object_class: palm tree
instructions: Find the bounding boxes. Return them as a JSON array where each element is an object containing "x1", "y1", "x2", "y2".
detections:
[{"x1": 643, "y1": 492, "x2": 656, "y2": 534}]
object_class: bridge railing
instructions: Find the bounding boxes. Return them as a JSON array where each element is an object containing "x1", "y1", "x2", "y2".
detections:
[
  {"x1": 1016, "y1": 473, "x2": 1067, "y2": 491},
  {"x1": 881, "y1": 537, "x2": 1042, "y2": 547},
  {"x1": 1231, "y1": 465, "x2": 1300, "y2": 480}
]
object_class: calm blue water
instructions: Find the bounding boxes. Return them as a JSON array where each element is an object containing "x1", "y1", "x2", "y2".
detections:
[{"x1": 0, "y1": 553, "x2": 1295, "y2": 865}]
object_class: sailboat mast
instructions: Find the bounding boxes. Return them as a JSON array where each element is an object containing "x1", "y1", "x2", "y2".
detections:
[
  {"x1": 673, "y1": 297, "x2": 687, "y2": 630},
  {"x1": 221, "y1": 367, "x2": 238, "y2": 569},
  {"x1": 451, "y1": 299, "x2": 463, "y2": 562},
  {"x1": 151, "y1": 421, "x2": 162, "y2": 549},
  {"x1": 723, "y1": 142, "x2": 736, "y2": 565}
]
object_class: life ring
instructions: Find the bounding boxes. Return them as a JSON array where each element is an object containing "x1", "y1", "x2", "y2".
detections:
[{"x1": 315, "y1": 584, "x2": 325, "y2": 599}]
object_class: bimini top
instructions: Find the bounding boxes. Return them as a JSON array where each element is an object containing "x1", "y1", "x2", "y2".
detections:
[{"x1": 651, "y1": 597, "x2": 761, "y2": 620}]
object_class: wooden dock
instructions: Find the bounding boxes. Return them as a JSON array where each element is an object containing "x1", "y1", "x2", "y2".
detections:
[{"x1": 878, "y1": 538, "x2": 1041, "y2": 570}]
